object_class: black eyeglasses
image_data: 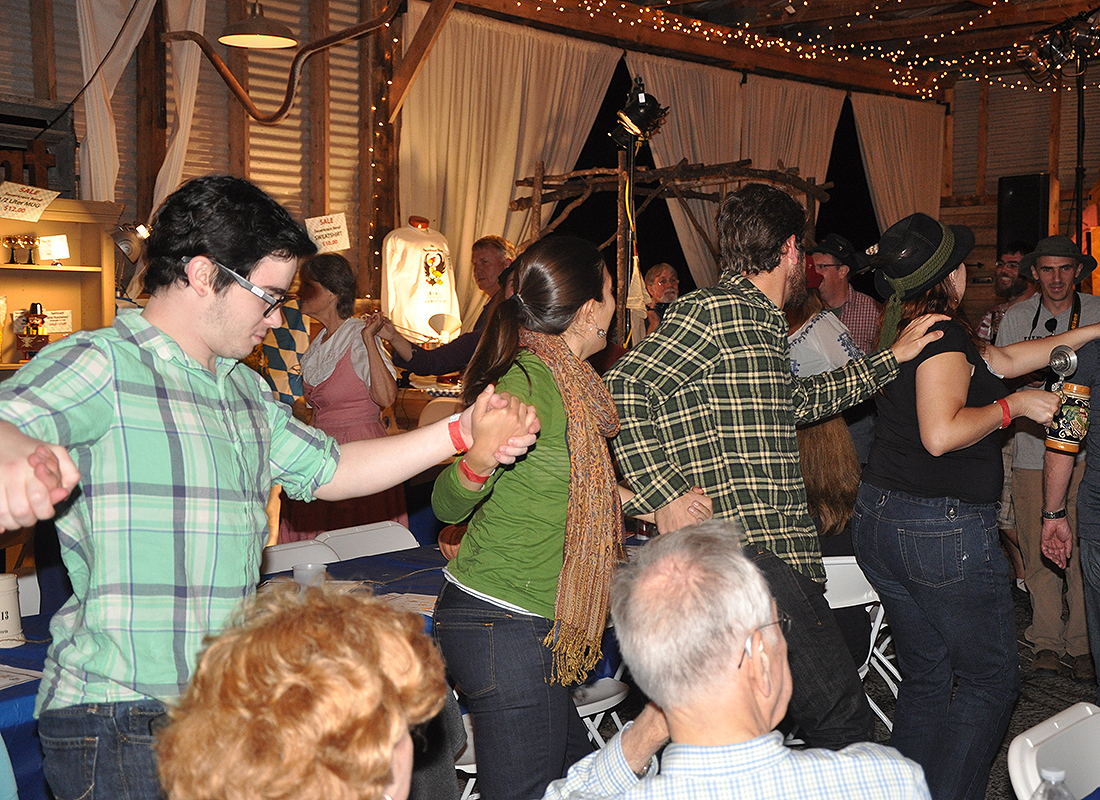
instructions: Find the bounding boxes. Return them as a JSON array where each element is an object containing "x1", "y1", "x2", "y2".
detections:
[
  {"x1": 996, "y1": 260, "x2": 1022, "y2": 269},
  {"x1": 185, "y1": 257, "x2": 294, "y2": 318},
  {"x1": 738, "y1": 611, "x2": 793, "y2": 668}
]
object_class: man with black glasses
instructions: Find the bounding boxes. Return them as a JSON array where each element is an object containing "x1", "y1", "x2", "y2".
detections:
[{"x1": 0, "y1": 175, "x2": 538, "y2": 800}]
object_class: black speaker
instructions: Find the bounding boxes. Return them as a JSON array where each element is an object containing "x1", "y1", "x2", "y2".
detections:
[{"x1": 998, "y1": 174, "x2": 1051, "y2": 255}]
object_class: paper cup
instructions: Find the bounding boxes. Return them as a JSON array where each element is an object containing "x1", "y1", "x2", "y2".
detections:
[
  {"x1": 293, "y1": 563, "x2": 328, "y2": 590},
  {"x1": 0, "y1": 574, "x2": 22, "y2": 648}
]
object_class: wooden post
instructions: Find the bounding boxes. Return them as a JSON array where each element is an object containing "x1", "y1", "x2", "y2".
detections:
[
  {"x1": 359, "y1": 0, "x2": 397, "y2": 302},
  {"x1": 136, "y1": 0, "x2": 166, "y2": 222},
  {"x1": 29, "y1": 0, "x2": 56, "y2": 101},
  {"x1": 227, "y1": 0, "x2": 249, "y2": 178},
  {"x1": 309, "y1": 0, "x2": 332, "y2": 219},
  {"x1": 616, "y1": 149, "x2": 629, "y2": 345},
  {"x1": 975, "y1": 82, "x2": 989, "y2": 196}
]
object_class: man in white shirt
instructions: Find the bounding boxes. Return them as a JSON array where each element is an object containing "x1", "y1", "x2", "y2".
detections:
[{"x1": 542, "y1": 521, "x2": 929, "y2": 800}]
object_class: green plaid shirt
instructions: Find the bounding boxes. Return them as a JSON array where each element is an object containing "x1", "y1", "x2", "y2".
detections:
[
  {"x1": 0, "y1": 310, "x2": 339, "y2": 713},
  {"x1": 606, "y1": 272, "x2": 897, "y2": 581}
]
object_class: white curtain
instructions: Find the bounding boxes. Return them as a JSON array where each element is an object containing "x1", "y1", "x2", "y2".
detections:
[
  {"x1": 850, "y1": 92, "x2": 945, "y2": 231},
  {"x1": 400, "y1": 1, "x2": 620, "y2": 326},
  {"x1": 740, "y1": 74, "x2": 844, "y2": 192},
  {"x1": 76, "y1": 0, "x2": 158, "y2": 201},
  {"x1": 151, "y1": 0, "x2": 207, "y2": 216},
  {"x1": 623, "y1": 52, "x2": 743, "y2": 288}
]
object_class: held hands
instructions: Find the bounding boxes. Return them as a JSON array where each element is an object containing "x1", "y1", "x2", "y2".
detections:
[
  {"x1": 0, "y1": 424, "x2": 80, "y2": 531},
  {"x1": 362, "y1": 312, "x2": 385, "y2": 338},
  {"x1": 890, "y1": 314, "x2": 950, "y2": 363},
  {"x1": 1011, "y1": 390, "x2": 1062, "y2": 426},
  {"x1": 459, "y1": 385, "x2": 540, "y2": 472},
  {"x1": 1042, "y1": 517, "x2": 1073, "y2": 569},
  {"x1": 654, "y1": 487, "x2": 713, "y2": 535}
]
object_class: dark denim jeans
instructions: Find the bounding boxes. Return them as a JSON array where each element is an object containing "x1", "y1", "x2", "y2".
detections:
[
  {"x1": 745, "y1": 545, "x2": 876, "y2": 749},
  {"x1": 38, "y1": 699, "x2": 168, "y2": 800},
  {"x1": 853, "y1": 483, "x2": 1019, "y2": 800},
  {"x1": 433, "y1": 582, "x2": 592, "y2": 800},
  {"x1": 1077, "y1": 537, "x2": 1100, "y2": 704}
]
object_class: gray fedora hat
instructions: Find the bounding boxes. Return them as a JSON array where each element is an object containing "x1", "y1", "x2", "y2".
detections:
[
  {"x1": 811, "y1": 233, "x2": 870, "y2": 274},
  {"x1": 1020, "y1": 235, "x2": 1096, "y2": 283}
]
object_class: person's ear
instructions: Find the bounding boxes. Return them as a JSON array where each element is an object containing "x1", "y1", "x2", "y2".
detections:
[
  {"x1": 184, "y1": 256, "x2": 218, "y2": 299},
  {"x1": 838, "y1": 264, "x2": 850, "y2": 281},
  {"x1": 1075, "y1": 263, "x2": 1084, "y2": 280},
  {"x1": 748, "y1": 634, "x2": 774, "y2": 697}
]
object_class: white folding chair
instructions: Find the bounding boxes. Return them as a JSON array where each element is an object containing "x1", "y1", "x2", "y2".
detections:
[
  {"x1": 315, "y1": 521, "x2": 418, "y2": 559},
  {"x1": 454, "y1": 703, "x2": 479, "y2": 800},
  {"x1": 572, "y1": 663, "x2": 629, "y2": 748},
  {"x1": 822, "y1": 555, "x2": 901, "y2": 731},
  {"x1": 1008, "y1": 702, "x2": 1100, "y2": 800},
  {"x1": 259, "y1": 539, "x2": 340, "y2": 575}
]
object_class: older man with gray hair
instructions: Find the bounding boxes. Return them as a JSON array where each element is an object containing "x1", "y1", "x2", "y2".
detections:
[{"x1": 542, "y1": 521, "x2": 929, "y2": 800}]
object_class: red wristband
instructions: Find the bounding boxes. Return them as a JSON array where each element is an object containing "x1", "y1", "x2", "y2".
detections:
[
  {"x1": 448, "y1": 414, "x2": 468, "y2": 454},
  {"x1": 458, "y1": 457, "x2": 492, "y2": 485},
  {"x1": 996, "y1": 398, "x2": 1011, "y2": 430}
]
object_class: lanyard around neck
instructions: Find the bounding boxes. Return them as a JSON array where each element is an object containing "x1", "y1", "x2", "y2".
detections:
[{"x1": 1030, "y1": 291, "x2": 1081, "y2": 338}]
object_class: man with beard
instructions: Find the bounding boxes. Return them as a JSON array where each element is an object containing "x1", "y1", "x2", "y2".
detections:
[
  {"x1": 606, "y1": 183, "x2": 945, "y2": 749},
  {"x1": 642, "y1": 262, "x2": 680, "y2": 336},
  {"x1": 977, "y1": 241, "x2": 1035, "y2": 344}
]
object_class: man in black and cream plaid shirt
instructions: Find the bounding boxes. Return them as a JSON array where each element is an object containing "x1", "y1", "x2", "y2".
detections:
[{"x1": 606, "y1": 183, "x2": 944, "y2": 750}]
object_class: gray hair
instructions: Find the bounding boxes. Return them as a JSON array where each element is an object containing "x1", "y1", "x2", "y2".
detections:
[{"x1": 610, "y1": 520, "x2": 775, "y2": 709}]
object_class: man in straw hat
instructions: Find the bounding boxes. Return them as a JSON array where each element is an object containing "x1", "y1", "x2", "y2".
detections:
[
  {"x1": 997, "y1": 235, "x2": 1100, "y2": 682},
  {"x1": 606, "y1": 183, "x2": 946, "y2": 749}
]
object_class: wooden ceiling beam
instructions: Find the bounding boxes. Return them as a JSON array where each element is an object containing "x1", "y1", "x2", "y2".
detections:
[
  {"x1": 751, "y1": 0, "x2": 962, "y2": 27},
  {"x1": 460, "y1": 0, "x2": 936, "y2": 95},
  {"x1": 825, "y1": 0, "x2": 1096, "y2": 44}
]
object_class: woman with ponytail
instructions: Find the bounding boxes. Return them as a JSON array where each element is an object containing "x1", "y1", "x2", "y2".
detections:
[{"x1": 430, "y1": 236, "x2": 626, "y2": 800}]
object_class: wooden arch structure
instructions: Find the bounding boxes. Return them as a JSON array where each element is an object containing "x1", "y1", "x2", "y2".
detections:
[{"x1": 510, "y1": 154, "x2": 832, "y2": 342}]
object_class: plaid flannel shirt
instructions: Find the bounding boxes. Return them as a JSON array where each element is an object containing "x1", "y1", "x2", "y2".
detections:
[
  {"x1": 0, "y1": 310, "x2": 339, "y2": 713},
  {"x1": 606, "y1": 272, "x2": 897, "y2": 581},
  {"x1": 834, "y1": 285, "x2": 882, "y2": 355}
]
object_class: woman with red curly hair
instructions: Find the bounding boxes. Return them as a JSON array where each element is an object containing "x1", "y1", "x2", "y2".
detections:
[{"x1": 157, "y1": 584, "x2": 446, "y2": 800}]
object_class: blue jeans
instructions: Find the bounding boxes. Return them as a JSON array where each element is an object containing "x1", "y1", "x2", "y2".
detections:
[
  {"x1": 745, "y1": 545, "x2": 876, "y2": 749},
  {"x1": 433, "y1": 582, "x2": 592, "y2": 800},
  {"x1": 853, "y1": 483, "x2": 1019, "y2": 800},
  {"x1": 1077, "y1": 537, "x2": 1100, "y2": 704},
  {"x1": 38, "y1": 699, "x2": 168, "y2": 800}
]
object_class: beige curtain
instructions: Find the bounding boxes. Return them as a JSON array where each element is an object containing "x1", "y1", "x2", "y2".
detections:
[
  {"x1": 740, "y1": 73, "x2": 844, "y2": 193},
  {"x1": 850, "y1": 93, "x2": 945, "y2": 231},
  {"x1": 76, "y1": 0, "x2": 158, "y2": 201},
  {"x1": 400, "y1": 1, "x2": 620, "y2": 327},
  {"x1": 623, "y1": 52, "x2": 743, "y2": 288}
]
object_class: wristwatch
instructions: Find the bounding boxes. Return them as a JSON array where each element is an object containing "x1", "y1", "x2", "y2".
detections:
[{"x1": 1042, "y1": 508, "x2": 1068, "y2": 520}]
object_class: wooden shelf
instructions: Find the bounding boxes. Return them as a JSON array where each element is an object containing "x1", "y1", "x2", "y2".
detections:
[
  {"x1": 0, "y1": 198, "x2": 122, "y2": 369},
  {"x1": 0, "y1": 263, "x2": 102, "y2": 273}
]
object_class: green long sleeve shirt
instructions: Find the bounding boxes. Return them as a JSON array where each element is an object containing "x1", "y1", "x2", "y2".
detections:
[{"x1": 433, "y1": 351, "x2": 568, "y2": 619}]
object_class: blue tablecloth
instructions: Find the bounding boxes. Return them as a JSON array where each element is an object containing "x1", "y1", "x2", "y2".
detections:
[{"x1": 0, "y1": 613, "x2": 51, "y2": 800}]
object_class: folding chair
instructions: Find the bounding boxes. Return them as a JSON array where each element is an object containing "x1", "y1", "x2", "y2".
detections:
[
  {"x1": 822, "y1": 555, "x2": 902, "y2": 731},
  {"x1": 572, "y1": 663, "x2": 629, "y2": 748},
  {"x1": 1008, "y1": 702, "x2": 1100, "y2": 800},
  {"x1": 315, "y1": 521, "x2": 418, "y2": 559}
]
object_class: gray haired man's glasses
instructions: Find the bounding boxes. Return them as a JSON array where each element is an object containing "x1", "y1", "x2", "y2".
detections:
[
  {"x1": 185, "y1": 256, "x2": 294, "y2": 318},
  {"x1": 738, "y1": 611, "x2": 793, "y2": 668}
]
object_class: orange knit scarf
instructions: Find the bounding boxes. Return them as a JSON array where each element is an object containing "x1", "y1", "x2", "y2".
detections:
[{"x1": 520, "y1": 330, "x2": 624, "y2": 685}]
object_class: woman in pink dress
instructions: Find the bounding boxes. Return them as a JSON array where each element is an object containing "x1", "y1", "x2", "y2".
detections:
[{"x1": 278, "y1": 253, "x2": 406, "y2": 542}]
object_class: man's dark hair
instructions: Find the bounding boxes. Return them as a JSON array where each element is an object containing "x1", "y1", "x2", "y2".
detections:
[
  {"x1": 143, "y1": 175, "x2": 317, "y2": 295},
  {"x1": 1002, "y1": 240, "x2": 1032, "y2": 258},
  {"x1": 717, "y1": 184, "x2": 806, "y2": 276}
]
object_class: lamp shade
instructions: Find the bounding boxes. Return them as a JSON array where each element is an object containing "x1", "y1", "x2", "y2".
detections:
[{"x1": 219, "y1": 2, "x2": 297, "y2": 49}]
